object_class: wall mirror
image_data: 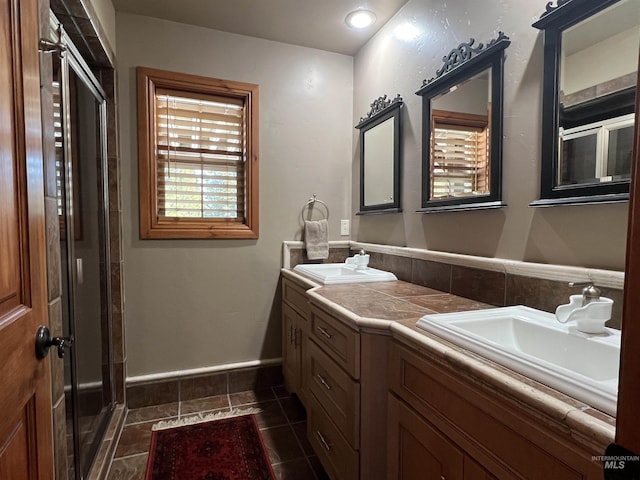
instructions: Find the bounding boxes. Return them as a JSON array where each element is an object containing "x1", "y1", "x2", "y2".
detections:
[
  {"x1": 532, "y1": 0, "x2": 639, "y2": 205},
  {"x1": 355, "y1": 94, "x2": 403, "y2": 214},
  {"x1": 416, "y1": 33, "x2": 510, "y2": 212}
]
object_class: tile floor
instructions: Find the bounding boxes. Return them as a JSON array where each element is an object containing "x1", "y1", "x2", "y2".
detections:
[{"x1": 106, "y1": 386, "x2": 329, "y2": 479}]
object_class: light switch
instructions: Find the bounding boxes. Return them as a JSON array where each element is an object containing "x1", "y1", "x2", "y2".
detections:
[{"x1": 340, "y1": 219, "x2": 350, "y2": 236}]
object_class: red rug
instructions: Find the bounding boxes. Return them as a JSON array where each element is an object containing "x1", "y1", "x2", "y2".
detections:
[{"x1": 145, "y1": 413, "x2": 275, "y2": 480}]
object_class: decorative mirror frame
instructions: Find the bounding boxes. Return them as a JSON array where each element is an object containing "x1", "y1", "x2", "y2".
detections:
[
  {"x1": 532, "y1": 0, "x2": 632, "y2": 206},
  {"x1": 416, "y1": 32, "x2": 510, "y2": 212},
  {"x1": 355, "y1": 94, "x2": 403, "y2": 215}
]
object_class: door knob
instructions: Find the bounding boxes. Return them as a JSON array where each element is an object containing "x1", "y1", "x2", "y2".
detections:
[{"x1": 35, "y1": 326, "x2": 74, "y2": 359}]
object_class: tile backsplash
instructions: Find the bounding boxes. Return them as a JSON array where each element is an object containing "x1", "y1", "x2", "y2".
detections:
[
  {"x1": 285, "y1": 243, "x2": 624, "y2": 329},
  {"x1": 289, "y1": 247, "x2": 350, "y2": 268}
]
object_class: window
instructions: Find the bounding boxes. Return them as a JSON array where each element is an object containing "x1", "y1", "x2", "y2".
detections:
[
  {"x1": 559, "y1": 113, "x2": 634, "y2": 185},
  {"x1": 53, "y1": 78, "x2": 64, "y2": 217},
  {"x1": 430, "y1": 110, "x2": 489, "y2": 199},
  {"x1": 137, "y1": 67, "x2": 259, "y2": 239},
  {"x1": 53, "y1": 70, "x2": 82, "y2": 240}
]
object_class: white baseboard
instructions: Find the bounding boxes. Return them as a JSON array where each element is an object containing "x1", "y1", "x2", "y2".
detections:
[{"x1": 126, "y1": 357, "x2": 282, "y2": 386}]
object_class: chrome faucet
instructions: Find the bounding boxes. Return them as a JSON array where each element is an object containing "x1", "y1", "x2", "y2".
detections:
[
  {"x1": 568, "y1": 282, "x2": 601, "y2": 306},
  {"x1": 345, "y1": 249, "x2": 370, "y2": 270},
  {"x1": 556, "y1": 282, "x2": 612, "y2": 334}
]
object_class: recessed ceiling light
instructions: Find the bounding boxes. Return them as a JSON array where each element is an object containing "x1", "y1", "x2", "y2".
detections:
[{"x1": 345, "y1": 10, "x2": 377, "y2": 29}]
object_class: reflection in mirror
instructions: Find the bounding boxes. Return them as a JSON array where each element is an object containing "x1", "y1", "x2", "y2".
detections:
[
  {"x1": 533, "y1": 0, "x2": 639, "y2": 204},
  {"x1": 364, "y1": 118, "x2": 395, "y2": 205},
  {"x1": 356, "y1": 94, "x2": 403, "y2": 214},
  {"x1": 416, "y1": 33, "x2": 510, "y2": 212},
  {"x1": 430, "y1": 68, "x2": 491, "y2": 199}
]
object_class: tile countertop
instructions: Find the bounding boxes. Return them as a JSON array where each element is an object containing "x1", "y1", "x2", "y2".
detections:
[{"x1": 281, "y1": 268, "x2": 616, "y2": 451}]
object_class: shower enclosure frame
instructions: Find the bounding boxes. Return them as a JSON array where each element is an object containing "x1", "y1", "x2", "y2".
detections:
[{"x1": 50, "y1": 13, "x2": 115, "y2": 479}]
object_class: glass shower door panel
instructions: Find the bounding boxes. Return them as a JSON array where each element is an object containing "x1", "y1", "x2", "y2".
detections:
[{"x1": 68, "y1": 67, "x2": 112, "y2": 476}]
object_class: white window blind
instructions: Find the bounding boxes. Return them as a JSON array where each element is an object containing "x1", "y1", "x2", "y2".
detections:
[
  {"x1": 53, "y1": 80, "x2": 64, "y2": 216},
  {"x1": 155, "y1": 89, "x2": 246, "y2": 219},
  {"x1": 431, "y1": 122, "x2": 489, "y2": 199}
]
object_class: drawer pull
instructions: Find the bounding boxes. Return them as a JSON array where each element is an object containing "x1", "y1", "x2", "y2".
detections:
[
  {"x1": 315, "y1": 430, "x2": 332, "y2": 452},
  {"x1": 316, "y1": 374, "x2": 332, "y2": 390},
  {"x1": 289, "y1": 326, "x2": 299, "y2": 347},
  {"x1": 317, "y1": 326, "x2": 333, "y2": 339}
]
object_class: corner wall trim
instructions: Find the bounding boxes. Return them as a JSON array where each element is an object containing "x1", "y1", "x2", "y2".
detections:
[
  {"x1": 126, "y1": 357, "x2": 282, "y2": 386},
  {"x1": 282, "y1": 240, "x2": 624, "y2": 289},
  {"x1": 282, "y1": 240, "x2": 350, "y2": 268}
]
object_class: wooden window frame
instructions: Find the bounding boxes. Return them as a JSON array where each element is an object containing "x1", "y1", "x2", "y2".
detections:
[
  {"x1": 137, "y1": 67, "x2": 259, "y2": 239},
  {"x1": 431, "y1": 109, "x2": 490, "y2": 199}
]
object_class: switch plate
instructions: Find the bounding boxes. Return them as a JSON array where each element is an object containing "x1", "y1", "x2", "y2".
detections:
[{"x1": 340, "y1": 219, "x2": 350, "y2": 236}]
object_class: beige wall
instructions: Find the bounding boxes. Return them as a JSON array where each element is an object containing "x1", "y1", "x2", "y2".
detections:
[
  {"x1": 86, "y1": 0, "x2": 116, "y2": 53},
  {"x1": 352, "y1": 0, "x2": 630, "y2": 270},
  {"x1": 118, "y1": 1, "x2": 632, "y2": 379},
  {"x1": 117, "y1": 13, "x2": 353, "y2": 377}
]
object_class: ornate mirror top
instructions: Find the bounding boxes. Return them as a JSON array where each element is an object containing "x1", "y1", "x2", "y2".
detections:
[
  {"x1": 539, "y1": 0, "x2": 572, "y2": 18},
  {"x1": 357, "y1": 94, "x2": 403, "y2": 127},
  {"x1": 420, "y1": 32, "x2": 510, "y2": 88}
]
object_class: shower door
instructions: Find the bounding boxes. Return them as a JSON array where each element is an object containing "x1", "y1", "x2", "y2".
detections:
[{"x1": 52, "y1": 20, "x2": 114, "y2": 479}]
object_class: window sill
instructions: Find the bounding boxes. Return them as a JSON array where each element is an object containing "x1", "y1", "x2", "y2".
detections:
[
  {"x1": 140, "y1": 220, "x2": 259, "y2": 240},
  {"x1": 529, "y1": 193, "x2": 629, "y2": 207},
  {"x1": 417, "y1": 201, "x2": 506, "y2": 213}
]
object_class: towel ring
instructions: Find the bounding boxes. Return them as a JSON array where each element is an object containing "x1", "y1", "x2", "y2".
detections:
[{"x1": 300, "y1": 194, "x2": 329, "y2": 222}]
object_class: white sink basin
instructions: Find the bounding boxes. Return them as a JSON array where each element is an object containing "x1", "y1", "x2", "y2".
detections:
[
  {"x1": 293, "y1": 263, "x2": 397, "y2": 284},
  {"x1": 416, "y1": 306, "x2": 620, "y2": 415}
]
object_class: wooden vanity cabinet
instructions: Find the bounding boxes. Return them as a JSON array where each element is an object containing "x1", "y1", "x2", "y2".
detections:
[
  {"x1": 281, "y1": 277, "x2": 311, "y2": 403},
  {"x1": 388, "y1": 394, "x2": 496, "y2": 480},
  {"x1": 305, "y1": 302, "x2": 391, "y2": 480},
  {"x1": 388, "y1": 341, "x2": 604, "y2": 480},
  {"x1": 388, "y1": 393, "x2": 464, "y2": 479},
  {"x1": 307, "y1": 339, "x2": 360, "y2": 447},
  {"x1": 283, "y1": 273, "x2": 608, "y2": 480},
  {"x1": 306, "y1": 304, "x2": 361, "y2": 480}
]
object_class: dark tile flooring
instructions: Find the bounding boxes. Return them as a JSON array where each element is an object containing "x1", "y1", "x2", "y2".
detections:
[{"x1": 106, "y1": 386, "x2": 329, "y2": 479}]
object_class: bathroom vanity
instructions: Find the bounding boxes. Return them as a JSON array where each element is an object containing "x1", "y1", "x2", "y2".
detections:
[{"x1": 281, "y1": 268, "x2": 614, "y2": 480}]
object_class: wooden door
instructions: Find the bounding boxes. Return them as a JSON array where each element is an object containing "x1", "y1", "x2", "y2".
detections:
[{"x1": 0, "y1": 0, "x2": 54, "y2": 478}]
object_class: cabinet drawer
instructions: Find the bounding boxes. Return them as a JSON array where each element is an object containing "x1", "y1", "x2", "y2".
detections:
[
  {"x1": 308, "y1": 397, "x2": 359, "y2": 480},
  {"x1": 307, "y1": 339, "x2": 360, "y2": 448},
  {"x1": 389, "y1": 342, "x2": 602, "y2": 480},
  {"x1": 310, "y1": 305, "x2": 360, "y2": 379},
  {"x1": 282, "y1": 277, "x2": 310, "y2": 318}
]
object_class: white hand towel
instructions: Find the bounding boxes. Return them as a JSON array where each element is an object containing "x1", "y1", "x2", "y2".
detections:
[{"x1": 304, "y1": 219, "x2": 329, "y2": 260}]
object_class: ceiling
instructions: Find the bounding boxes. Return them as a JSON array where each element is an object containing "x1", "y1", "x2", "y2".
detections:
[
  {"x1": 563, "y1": 0, "x2": 640, "y2": 55},
  {"x1": 111, "y1": 0, "x2": 408, "y2": 56}
]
